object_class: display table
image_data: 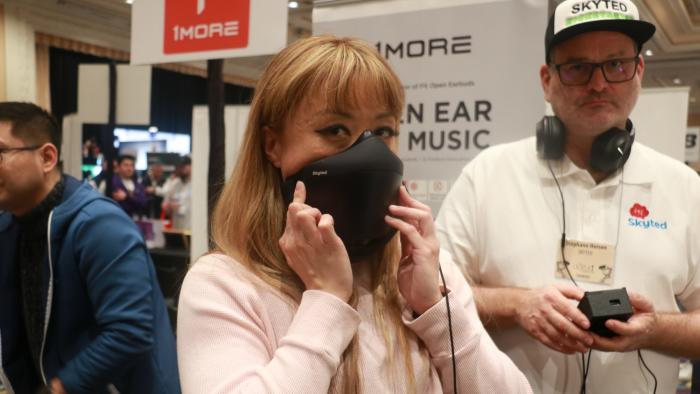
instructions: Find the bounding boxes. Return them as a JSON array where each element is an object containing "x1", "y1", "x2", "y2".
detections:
[{"x1": 149, "y1": 229, "x2": 191, "y2": 332}]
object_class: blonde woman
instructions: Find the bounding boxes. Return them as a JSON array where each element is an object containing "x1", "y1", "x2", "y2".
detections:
[{"x1": 176, "y1": 35, "x2": 531, "y2": 394}]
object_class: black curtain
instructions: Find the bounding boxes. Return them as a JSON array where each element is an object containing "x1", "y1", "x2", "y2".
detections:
[
  {"x1": 49, "y1": 47, "x2": 114, "y2": 125},
  {"x1": 150, "y1": 67, "x2": 253, "y2": 134},
  {"x1": 49, "y1": 47, "x2": 255, "y2": 136}
]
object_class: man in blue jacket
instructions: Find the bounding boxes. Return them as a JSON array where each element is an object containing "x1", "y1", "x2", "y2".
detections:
[{"x1": 0, "y1": 102, "x2": 180, "y2": 394}]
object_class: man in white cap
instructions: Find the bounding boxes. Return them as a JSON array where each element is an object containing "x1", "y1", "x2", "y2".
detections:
[{"x1": 436, "y1": 0, "x2": 700, "y2": 392}]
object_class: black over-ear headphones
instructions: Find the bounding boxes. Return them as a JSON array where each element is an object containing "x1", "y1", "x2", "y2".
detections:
[{"x1": 536, "y1": 116, "x2": 635, "y2": 173}]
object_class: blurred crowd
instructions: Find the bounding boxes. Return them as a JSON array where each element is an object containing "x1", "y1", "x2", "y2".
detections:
[{"x1": 86, "y1": 152, "x2": 192, "y2": 232}]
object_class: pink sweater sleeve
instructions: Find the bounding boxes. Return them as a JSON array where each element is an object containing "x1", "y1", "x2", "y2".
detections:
[
  {"x1": 177, "y1": 256, "x2": 361, "y2": 394},
  {"x1": 403, "y1": 251, "x2": 533, "y2": 394}
]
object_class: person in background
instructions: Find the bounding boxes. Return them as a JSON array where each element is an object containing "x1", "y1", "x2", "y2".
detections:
[
  {"x1": 144, "y1": 160, "x2": 166, "y2": 218},
  {"x1": 81, "y1": 137, "x2": 100, "y2": 165},
  {"x1": 176, "y1": 35, "x2": 532, "y2": 394},
  {"x1": 162, "y1": 155, "x2": 191, "y2": 230},
  {"x1": 435, "y1": 0, "x2": 700, "y2": 392},
  {"x1": 112, "y1": 154, "x2": 147, "y2": 217},
  {"x1": 0, "y1": 102, "x2": 180, "y2": 394},
  {"x1": 89, "y1": 159, "x2": 110, "y2": 194}
]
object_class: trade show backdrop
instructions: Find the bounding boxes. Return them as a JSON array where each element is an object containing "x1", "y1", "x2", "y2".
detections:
[
  {"x1": 186, "y1": 1, "x2": 691, "y2": 260},
  {"x1": 314, "y1": 0, "x2": 547, "y2": 210},
  {"x1": 314, "y1": 0, "x2": 690, "y2": 211}
]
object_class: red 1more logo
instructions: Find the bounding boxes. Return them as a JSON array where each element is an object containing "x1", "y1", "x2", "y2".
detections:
[{"x1": 164, "y1": 0, "x2": 250, "y2": 54}]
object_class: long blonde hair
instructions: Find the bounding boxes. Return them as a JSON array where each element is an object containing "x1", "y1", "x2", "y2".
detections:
[{"x1": 211, "y1": 35, "x2": 428, "y2": 393}]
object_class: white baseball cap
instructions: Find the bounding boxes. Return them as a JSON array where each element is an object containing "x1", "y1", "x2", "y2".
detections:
[{"x1": 545, "y1": 0, "x2": 655, "y2": 61}]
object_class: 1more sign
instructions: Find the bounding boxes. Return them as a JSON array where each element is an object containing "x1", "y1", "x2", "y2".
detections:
[
  {"x1": 131, "y1": 0, "x2": 287, "y2": 64},
  {"x1": 164, "y1": 0, "x2": 250, "y2": 54}
]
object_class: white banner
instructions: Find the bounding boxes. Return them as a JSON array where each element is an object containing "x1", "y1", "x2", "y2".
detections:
[
  {"x1": 131, "y1": 0, "x2": 287, "y2": 65},
  {"x1": 314, "y1": 0, "x2": 547, "y2": 209},
  {"x1": 687, "y1": 127, "x2": 700, "y2": 163},
  {"x1": 64, "y1": 65, "x2": 152, "y2": 177},
  {"x1": 190, "y1": 105, "x2": 250, "y2": 263},
  {"x1": 630, "y1": 87, "x2": 689, "y2": 162}
]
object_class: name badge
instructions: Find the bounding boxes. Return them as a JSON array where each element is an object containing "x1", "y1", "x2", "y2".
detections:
[{"x1": 555, "y1": 239, "x2": 615, "y2": 285}]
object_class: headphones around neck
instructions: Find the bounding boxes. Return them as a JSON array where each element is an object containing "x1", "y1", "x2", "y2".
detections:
[{"x1": 536, "y1": 116, "x2": 635, "y2": 173}]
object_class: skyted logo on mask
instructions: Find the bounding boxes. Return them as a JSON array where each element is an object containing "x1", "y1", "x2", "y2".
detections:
[
  {"x1": 164, "y1": 0, "x2": 250, "y2": 54},
  {"x1": 628, "y1": 203, "x2": 668, "y2": 230}
]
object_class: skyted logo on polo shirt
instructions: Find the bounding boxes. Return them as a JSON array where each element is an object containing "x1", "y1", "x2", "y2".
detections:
[{"x1": 628, "y1": 203, "x2": 668, "y2": 230}]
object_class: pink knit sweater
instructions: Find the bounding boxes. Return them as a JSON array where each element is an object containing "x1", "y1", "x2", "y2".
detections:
[{"x1": 177, "y1": 252, "x2": 532, "y2": 393}]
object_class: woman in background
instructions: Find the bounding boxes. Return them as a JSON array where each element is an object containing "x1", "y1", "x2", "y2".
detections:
[{"x1": 176, "y1": 35, "x2": 531, "y2": 394}]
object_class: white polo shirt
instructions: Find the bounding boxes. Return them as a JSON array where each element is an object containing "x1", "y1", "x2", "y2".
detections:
[{"x1": 436, "y1": 136, "x2": 700, "y2": 394}]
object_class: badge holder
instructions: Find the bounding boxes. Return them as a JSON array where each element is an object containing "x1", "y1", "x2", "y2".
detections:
[{"x1": 577, "y1": 288, "x2": 633, "y2": 338}]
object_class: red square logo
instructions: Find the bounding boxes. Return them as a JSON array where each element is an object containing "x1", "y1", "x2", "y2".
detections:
[{"x1": 164, "y1": 0, "x2": 250, "y2": 54}]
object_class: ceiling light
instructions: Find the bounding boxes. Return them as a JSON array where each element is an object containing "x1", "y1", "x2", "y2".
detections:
[
  {"x1": 125, "y1": 0, "x2": 133, "y2": 4},
  {"x1": 288, "y1": 1, "x2": 299, "y2": 8},
  {"x1": 673, "y1": 78, "x2": 682, "y2": 85},
  {"x1": 644, "y1": 49, "x2": 653, "y2": 57}
]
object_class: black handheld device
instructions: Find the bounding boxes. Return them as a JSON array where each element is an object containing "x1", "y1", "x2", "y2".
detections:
[{"x1": 577, "y1": 288, "x2": 633, "y2": 338}]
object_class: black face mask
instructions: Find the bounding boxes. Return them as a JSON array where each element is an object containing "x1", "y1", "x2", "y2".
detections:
[{"x1": 281, "y1": 131, "x2": 404, "y2": 259}]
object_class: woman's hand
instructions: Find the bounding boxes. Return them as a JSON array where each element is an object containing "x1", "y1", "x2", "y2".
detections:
[
  {"x1": 279, "y1": 181, "x2": 353, "y2": 302},
  {"x1": 385, "y1": 185, "x2": 442, "y2": 315}
]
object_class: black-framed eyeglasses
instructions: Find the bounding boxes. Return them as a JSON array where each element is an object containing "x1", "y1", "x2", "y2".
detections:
[
  {"x1": 0, "y1": 145, "x2": 41, "y2": 164},
  {"x1": 552, "y1": 57, "x2": 640, "y2": 86}
]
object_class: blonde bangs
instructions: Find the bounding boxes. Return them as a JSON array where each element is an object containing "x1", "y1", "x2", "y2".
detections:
[
  {"x1": 311, "y1": 45, "x2": 404, "y2": 120},
  {"x1": 260, "y1": 36, "x2": 404, "y2": 130}
]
